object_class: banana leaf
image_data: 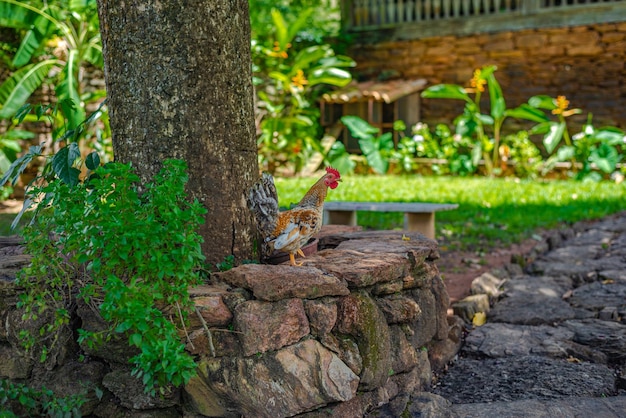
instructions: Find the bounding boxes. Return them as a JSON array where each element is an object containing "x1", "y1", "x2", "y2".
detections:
[{"x1": 0, "y1": 60, "x2": 59, "y2": 119}]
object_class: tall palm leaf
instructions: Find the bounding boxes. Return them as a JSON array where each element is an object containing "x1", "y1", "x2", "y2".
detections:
[
  {"x1": 0, "y1": 0, "x2": 102, "y2": 124},
  {"x1": 0, "y1": 60, "x2": 59, "y2": 119}
]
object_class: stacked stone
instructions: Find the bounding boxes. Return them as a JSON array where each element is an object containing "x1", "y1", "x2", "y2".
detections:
[
  {"x1": 187, "y1": 230, "x2": 460, "y2": 417},
  {"x1": 0, "y1": 231, "x2": 460, "y2": 417}
]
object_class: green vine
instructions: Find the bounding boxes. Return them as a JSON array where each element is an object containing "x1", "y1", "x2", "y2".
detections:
[{"x1": 17, "y1": 159, "x2": 206, "y2": 395}]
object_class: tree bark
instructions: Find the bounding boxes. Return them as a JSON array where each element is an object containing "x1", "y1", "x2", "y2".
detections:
[{"x1": 96, "y1": 0, "x2": 258, "y2": 266}]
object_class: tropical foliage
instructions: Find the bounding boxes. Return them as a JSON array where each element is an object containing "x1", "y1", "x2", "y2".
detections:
[
  {"x1": 0, "y1": 0, "x2": 107, "y2": 180},
  {"x1": 252, "y1": 7, "x2": 354, "y2": 174},
  {"x1": 332, "y1": 66, "x2": 624, "y2": 182}
]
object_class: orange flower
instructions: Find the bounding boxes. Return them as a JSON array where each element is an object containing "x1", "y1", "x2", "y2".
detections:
[
  {"x1": 552, "y1": 95, "x2": 570, "y2": 115},
  {"x1": 270, "y1": 41, "x2": 288, "y2": 58},
  {"x1": 470, "y1": 69, "x2": 486, "y2": 93},
  {"x1": 291, "y1": 69, "x2": 308, "y2": 90}
]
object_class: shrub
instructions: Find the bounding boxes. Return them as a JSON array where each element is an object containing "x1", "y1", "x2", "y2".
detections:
[{"x1": 17, "y1": 159, "x2": 206, "y2": 395}]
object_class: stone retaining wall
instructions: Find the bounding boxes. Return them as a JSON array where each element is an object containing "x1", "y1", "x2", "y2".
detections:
[
  {"x1": 0, "y1": 230, "x2": 460, "y2": 417},
  {"x1": 351, "y1": 22, "x2": 626, "y2": 130}
]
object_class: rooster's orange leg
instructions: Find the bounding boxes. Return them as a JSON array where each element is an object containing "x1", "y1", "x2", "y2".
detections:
[{"x1": 289, "y1": 253, "x2": 303, "y2": 267}]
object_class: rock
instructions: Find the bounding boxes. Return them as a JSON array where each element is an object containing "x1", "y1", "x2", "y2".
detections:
[
  {"x1": 336, "y1": 291, "x2": 392, "y2": 390},
  {"x1": 101, "y1": 368, "x2": 180, "y2": 410},
  {"x1": 432, "y1": 355, "x2": 616, "y2": 403},
  {"x1": 92, "y1": 391, "x2": 181, "y2": 418},
  {"x1": 563, "y1": 319, "x2": 626, "y2": 363},
  {"x1": 77, "y1": 301, "x2": 139, "y2": 364},
  {"x1": 389, "y1": 325, "x2": 418, "y2": 374},
  {"x1": 186, "y1": 325, "x2": 241, "y2": 357},
  {"x1": 599, "y1": 269, "x2": 626, "y2": 281},
  {"x1": 201, "y1": 339, "x2": 359, "y2": 418},
  {"x1": 568, "y1": 280, "x2": 626, "y2": 312},
  {"x1": 191, "y1": 295, "x2": 233, "y2": 327},
  {"x1": 541, "y1": 244, "x2": 602, "y2": 263},
  {"x1": 372, "y1": 279, "x2": 404, "y2": 296},
  {"x1": 6, "y1": 305, "x2": 75, "y2": 370},
  {"x1": 214, "y1": 264, "x2": 349, "y2": 301},
  {"x1": 0, "y1": 255, "x2": 30, "y2": 285},
  {"x1": 406, "y1": 261, "x2": 441, "y2": 289},
  {"x1": 0, "y1": 344, "x2": 32, "y2": 379},
  {"x1": 320, "y1": 230, "x2": 439, "y2": 260},
  {"x1": 32, "y1": 360, "x2": 107, "y2": 416},
  {"x1": 598, "y1": 306, "x2": 619, "y2": 321},
  {"x1": 470, "y1": 272, "x2": 505, "y2": 299},
  {"x1": 569, "y1": 228, "x2": 614, "y2": 246},
  {"x1": 452, "y1": 396, "x2": 626, "y2": 418},
  {"x1": 452, "y1": 294, "x2": 490, "y2": 323},
  {"x1": 488, "y1": 276, "x2": 576, "y2": 325},
  {"x1": 405, "y1": 392, "x2": 456, "y2": 418},
  {"x1": 376, "y1": 294, "x2": 422, "y2": 324},
  {"x1": 320, "y1": 333, "x2": 363, "y2": 376},
  {"x1": 462, "y1": 322, "x2": 575, "y2": 358},
  {"x1": 183, "y1": 375, "x2": 227, "y2": 417},
  {"x1": 305, "y1": 249, "x2": 409, "y2": 288},
  {"x1": 427, "y1": 315, "x2": 464, "y2": 370},
  {"x1": 233, "y1": 298, "x2": 309, "y2": 356},
  {"x1": 530, "y1": 261, "x2": 597, "y2": 285},
  {"x1": 304, "y1": 299, "x2": 337, "y2": 338},
  {"x1": 409, "y1": 276, "x2": 449, "y2": 347}
]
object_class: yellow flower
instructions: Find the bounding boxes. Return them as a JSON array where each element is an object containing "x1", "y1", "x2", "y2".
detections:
[
  {"x1": 552, "y1": 95, "x2": 570, "y2": 115},
  {"x1": 291, "y1": 69, "x2": 308, "y2": 90},
  {"x1": 470, "y1": 69, "x2": 486, "y2": 93}
]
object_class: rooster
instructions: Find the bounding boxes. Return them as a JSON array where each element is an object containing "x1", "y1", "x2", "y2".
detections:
[{"x1": 247, "y1": 167, "x2": 341, "y2": 266}]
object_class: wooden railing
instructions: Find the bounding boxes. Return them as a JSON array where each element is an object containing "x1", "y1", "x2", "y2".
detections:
[{"x1": 343, "y1": 0, "x2": 626, "y2": 37}]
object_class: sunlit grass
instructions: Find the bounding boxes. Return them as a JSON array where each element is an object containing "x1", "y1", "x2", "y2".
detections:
[{"x1": 275, "y1": 175, "x2": 626, "y2": 250}]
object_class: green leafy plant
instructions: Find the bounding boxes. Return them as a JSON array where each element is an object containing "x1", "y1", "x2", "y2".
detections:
[
  {"x1": 522, "y1": 97, "x2": 625, "y2": 180},
  {"x1": 0, "y1": 379, "x2": 88, "y2": 417},
  {"x1": 252, "y1": 8, "x2": 354, "y2": 174},
  {"x1": 0, "y1": 127, "x2": 32, "y2": 174},
  {"x1": 326, "y1": 140, "x2": 356, "y2": 175},
  {"x1": 17, "y1": 159, "x2": 206, "y2": 395},
  {"x1": 421, "y1": 65, "x2": 550, "y2": 176},
  {"x1": 565, "y1": 116, "x2": 624, "y2": 181},
  {"x1": 411, "y1": 122, "x2": 478, "y2": 175},
  {"x1": 250, "y1": 0, "x2": 341, "y2": 45},
  {"x1": 524, "y1": 94, "x2": 581, "y2": 155},
  {"x1": 500, "y1": 131, "x2": 543, "y2": 178},
  {"x1": 340, "y1": 115, "x2": 395, "y2": 174},
  {"x1": 216, "y1": 254, "x2": 235, "y2": 272}
]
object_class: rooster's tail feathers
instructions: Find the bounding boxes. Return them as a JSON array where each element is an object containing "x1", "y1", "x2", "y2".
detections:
[{"x1": 247, "y1": 172, "x2": 279, "y2": 236}]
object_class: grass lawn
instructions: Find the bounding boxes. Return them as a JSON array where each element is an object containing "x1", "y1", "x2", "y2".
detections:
[{"x1": 275, "y1": 175, "x2": 626, "y2": 250}]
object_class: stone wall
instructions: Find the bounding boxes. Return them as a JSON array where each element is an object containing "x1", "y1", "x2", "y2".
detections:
[
  {"x1": 350, "y1": 22, "x2": 626, "y2": 130},
  {"x1": 0, "y1": 230, "x2": 460, "y2": 417}
]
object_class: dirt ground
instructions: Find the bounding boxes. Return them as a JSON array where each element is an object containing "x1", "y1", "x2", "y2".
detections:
[{"x1": 0, "y1": 198, "x2": 539, "y2": 304}]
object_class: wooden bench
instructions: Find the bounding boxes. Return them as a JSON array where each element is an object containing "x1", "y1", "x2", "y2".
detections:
[{"x1": 323, "y1": 202, "x2": 459, "y2": 239}]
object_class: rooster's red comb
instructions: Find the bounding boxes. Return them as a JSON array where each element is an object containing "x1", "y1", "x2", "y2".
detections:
[{"x1": 325, "y1": 166, "x2": 340, "y2": 178}]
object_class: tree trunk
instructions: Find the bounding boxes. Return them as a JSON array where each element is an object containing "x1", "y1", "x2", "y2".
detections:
[{"x1": 96, "y1": 0, "x2": 258, "y2": 266}]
